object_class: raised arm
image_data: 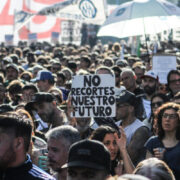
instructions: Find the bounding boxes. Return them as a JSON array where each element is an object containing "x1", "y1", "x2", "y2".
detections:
[{"x1": 115, "y1": 126, "x2": 134, "y2": 174}]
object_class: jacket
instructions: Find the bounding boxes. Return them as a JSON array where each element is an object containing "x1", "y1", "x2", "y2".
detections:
[{"x1": 0, "y1": 155, "x2": 55, "y2": 180}]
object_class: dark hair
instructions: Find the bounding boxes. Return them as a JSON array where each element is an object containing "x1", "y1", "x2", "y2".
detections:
[
  {"x1": 22, "y1": 83, "x2": 38, "y2": 93},
  {"x1": 151, "y1": 93, "x2": 169, "y2": 109},
  {"x1": 167, "y1": 70, "x2": 180, "y2": 92},
  {"x1": 155, "y1": 102, "x2": 180, "y2": 140},
  {"x1": 7, "y1": 80, "x2": 24, "y2": 95},
  {"x1": 111, "y1": 65, "x2": 122, "y2": 75},
  {"x1": 0, "y1": 112, "x2": 32, "y2": 152},
  {"x1": 57, "y1": 72, "x2": 66, "y2": 82},
  {"x1": 90, "y1": 125, "x2": 116, "y2": 142}
]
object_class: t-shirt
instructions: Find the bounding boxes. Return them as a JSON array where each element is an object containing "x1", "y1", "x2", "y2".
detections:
[
  {"x1": 145, "y1": 136, "x2": 180, "y2": 180},
  {"x1": 142, "y1": 98, "x2": 151, "y2": 119},
  {"x1": 116, "y1": 119, "x2": 146, "y2": 145}
]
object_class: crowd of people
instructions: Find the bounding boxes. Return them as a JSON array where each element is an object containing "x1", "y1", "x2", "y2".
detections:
[{"x1": 0, "y1": 39, "x2": 180, "y2": 180}]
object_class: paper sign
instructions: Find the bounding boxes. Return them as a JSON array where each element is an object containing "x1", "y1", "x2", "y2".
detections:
[
  {"x1": 152, "y1": 55, "x2": 176, "y2": 84},
  {"x1": 71, "y1": 74, "x2": 115, "y2": 117}
]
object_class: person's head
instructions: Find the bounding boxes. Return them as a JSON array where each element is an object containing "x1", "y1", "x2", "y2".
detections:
[
  {"x1": 167, "y1": 69, "x2": 180, "y2": 96},
  {"x1": 25, "y1": 92, "x2": 56, "y2": 123},
  {"x1": 151, "y1": 93, "x2": 169, "y2": 115},
  {"x1": 90, "y1": 125, "x2": 118, "y2": 161},
  {"x1": 132, "y1": 63, "x2": 146, "y2": 85},
  {"x1": 46, "y1": 125, "x2": 80, "y2": 172},
  {"x1": 22, "y1": 83, "x2": 38, "y2": 103},
  {"x1": 0, "y1": 112, "x2": 32, "y2": 169},
  {"x1": 56, "y1": 72, "x2": 66, "y2": 87},
  {"x1": 111, "y1": 66, "x2": 122, "y2": 87},
  {"x1": 75, "y1": 117, "x2": 91, "y2": 134},
  {"x1": 20, "y1": 71, "x2": 33, "y2": 82},
  {"x1": 142, "y1": 70, "x2": 159, "y2": 97},
  {"x1": 32, "y1": 70, "x2": 55, "y2": 92},
  {"x1": 154, "y1": 102, "x2": 180, "y2": 140},
  {"x1": 49, "y1": 87, "x2": 63, "y2": 105},
  {"x1": 50, "y1": 61, "x2": 61, "y2": 74},
  {"x1": 121, "y1": 68, "x2": 137, "y2": 92},
  {"x1": 116, "y1": 90, "x2": 137, "y2": 120},
  {"x1": 6, "y1": 64, "x2": 19, "y2": 81},
  {"x1": 80, "y1": 55, "x2": 91, "y2": 70},
  {"x1": 27, "y1": 52, "x2": 36, "y2": 64},
  {"x1": 96, "y1": 66, "x2": 114, "y2": 75},
  {"x1": 62, "y1": 139, "x2": 111, "y2": 180},
  {"x1": 103, "y1": 57, "x2": 114, "y2": 67},
  {"x1": 7, "y1": 80, "x2": 24, "y2": 103},
  {"x1": 134, "y1": 158, "x2": 175, "y2": 180},
  {"x1": 61, "y1": 68, "x2": 73, "y2": 81}
]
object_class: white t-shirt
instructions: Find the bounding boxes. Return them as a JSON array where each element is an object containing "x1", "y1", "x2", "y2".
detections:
[
  {"x1": 142, "y1": 98, "x2": 151, "y2": 119},
  {"x1": 116, "y1": 119, "x2": 146, "y2": 145}
]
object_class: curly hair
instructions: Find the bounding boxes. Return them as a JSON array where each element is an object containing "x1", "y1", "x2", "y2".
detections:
[{"x1": 154, "y1": 102, "x2": 180, "y2": 140}]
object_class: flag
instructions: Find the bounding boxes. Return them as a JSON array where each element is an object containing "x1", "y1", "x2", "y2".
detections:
[
  {"x1": 5, "y1": 34, "x2": 14, "y2": 46},
  {"x1": 51, "y1": 32, "x2": 59, "y2": 44},
  {"x1": 55, "y1": 0, "x2": 106, "y2": 25},
  {"x1": 14, "y1": 0, "x2": 106, "y2": 33}
]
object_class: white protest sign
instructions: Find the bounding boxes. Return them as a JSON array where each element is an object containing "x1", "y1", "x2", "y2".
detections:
[
  {"x1": 71, "y1": 74, "x2": 115, "y2": 117},
  {"x1": 152, "y1": 55, "x2": 176, "y2": 84}
]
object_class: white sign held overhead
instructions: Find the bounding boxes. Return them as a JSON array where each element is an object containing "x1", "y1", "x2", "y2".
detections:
[
  {"x1": 152, "y1": 55, "x2": 177, "y2": 84},
  {"x1": 71, "y1": 74, "x2": 115, "y2": 118}
]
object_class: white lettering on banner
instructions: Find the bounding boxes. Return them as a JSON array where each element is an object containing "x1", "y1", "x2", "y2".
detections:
[{"x1": 71, "y1": 75, "x2": 115, "y2": 118}]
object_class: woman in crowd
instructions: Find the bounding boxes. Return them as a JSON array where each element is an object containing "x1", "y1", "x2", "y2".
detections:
[
  {"x1": 90, "y1": 125, "x2": 134, "y2": 176},
  {"x1": 145, "y1": 102, "x2": 180, "y2": 180},
  {"x1": 143, "y1": 93, "x2": 169, "y2": 133}
]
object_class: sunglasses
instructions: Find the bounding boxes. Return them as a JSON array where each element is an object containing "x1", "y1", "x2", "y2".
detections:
[{"x1": 151, "y1": 102, "x2": 163, "y2": 107}]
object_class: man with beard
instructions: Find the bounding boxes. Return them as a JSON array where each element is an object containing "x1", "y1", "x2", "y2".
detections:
[
  {"x1": 25, "y1": 92, "x2": 66, "y2": 131},
  {"x1": 141, "y1": 70, "x2": 159, "y2": 119},
  {"x1": 0, "y1": 112, "x2": 55, "y2": 180},
  {"x1": 46, "y1": 125, "x2": 81, "y2": 180},
  {"x1": 115, "y1": 90, "x2": 150, "y2": 166}
]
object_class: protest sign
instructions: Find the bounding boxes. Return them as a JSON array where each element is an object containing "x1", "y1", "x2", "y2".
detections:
[
  {"x1": 152, "y1": 55, "x2": 176, "y2": 84},
  {"x1": 71, "y1": 74, "x2": 115, "y2": 118}
]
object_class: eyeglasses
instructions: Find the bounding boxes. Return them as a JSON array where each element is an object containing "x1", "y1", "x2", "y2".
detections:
[
  {"x1": 162, "y1": 113, "x2": 178, "y2": 119},
  {"x1": 116, "y1": 103, "x2": 130, "y2": 108},
  {"x1": 151, "y1": 102, "x2": 163, "y2": 108},
  {"x1": 169, "y1": 79, "x2": 180, "y2": 84}
]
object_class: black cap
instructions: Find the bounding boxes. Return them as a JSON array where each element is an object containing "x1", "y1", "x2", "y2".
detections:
[
  {"x1": 25, "y1": 92, "x2": 54, "y2": 110},
  {"x1": 62, "y1": 139, "x2": 110, "y2": 172},
  {"x1": 116, "y1": 90, "x2": 137, "y2": 107}
]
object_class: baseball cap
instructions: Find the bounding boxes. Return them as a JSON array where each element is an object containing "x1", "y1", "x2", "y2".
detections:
[
  {"x1": 116, "y1": 90, "x2": 137, "y2": 107},
  {"x1": 62, "y1": 139, "x2": 110, "y2": 172},
  {"x1": 25, "y1": 92, "x2": 54, "y2": 110},
  {"x1": 141, "y1": 70, "x2": 158, "y2": 81},
  {"x1": 31, "y1": 70, "x2": 54, "y2": 82}
]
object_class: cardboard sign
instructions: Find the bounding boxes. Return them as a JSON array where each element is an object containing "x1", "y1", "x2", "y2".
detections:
[
  {"x1": 152, "y1": 55, "x2": 176, "y2": 84},
  {"x1": 71, "y1": 74, "x2": 115, "y2": 117}
]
